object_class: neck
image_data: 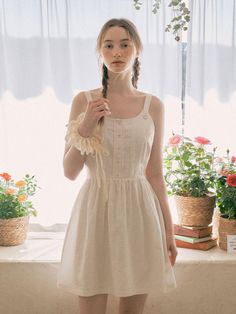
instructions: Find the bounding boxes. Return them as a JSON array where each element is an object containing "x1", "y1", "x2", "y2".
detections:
[{"x1": 105, "y1": 70, "x2": 136, "y2": 95}]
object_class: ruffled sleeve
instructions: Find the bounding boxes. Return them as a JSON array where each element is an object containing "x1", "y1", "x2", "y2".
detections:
[
  {"x1": 65, "y1": 112, "x2": 109, "y2": 156},
  {"x1": 64, "y1": 112, "x2": 109, "y2": 201}
]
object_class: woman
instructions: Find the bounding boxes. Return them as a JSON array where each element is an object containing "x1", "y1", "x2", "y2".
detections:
[{"x1": 57, "y1": 18, "x2": 178, "y2": 314}]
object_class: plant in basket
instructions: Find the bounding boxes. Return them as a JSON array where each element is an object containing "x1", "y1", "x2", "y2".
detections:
[
  {"x1": 164, "y1": 134, "x2": 217, "y2": 227},
  {"x1": 0, "y1": 172, "x2": 40, "y2": 246},
  {"x1": 214, "y1": 151, "x2": 236, "y2": 250}
]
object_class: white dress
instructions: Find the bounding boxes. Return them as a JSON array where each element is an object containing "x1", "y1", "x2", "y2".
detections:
[{"x1": 57, "y1": 91, "x2": 177, "y2": 297}]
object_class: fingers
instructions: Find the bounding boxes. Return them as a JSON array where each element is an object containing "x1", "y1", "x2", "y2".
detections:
[
  {"x1": 90, "y1": 98, "x2": 111, "y2": 115},
  {"x1": 90, "y1": 97, "x2": 110, "y2": 107}
]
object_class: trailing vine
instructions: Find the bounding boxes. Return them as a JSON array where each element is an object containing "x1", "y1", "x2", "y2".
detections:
[{"x1": 133, "y1": 0, "x2": 191, "y2": 41}]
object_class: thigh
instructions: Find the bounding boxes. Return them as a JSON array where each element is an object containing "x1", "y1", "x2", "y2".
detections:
[
  {"x1": 119, "y1": 293, "x2": 148, "y2": 314},
  {"x1": 78, "y1": 293, "x2": 108, "y2": 314}
]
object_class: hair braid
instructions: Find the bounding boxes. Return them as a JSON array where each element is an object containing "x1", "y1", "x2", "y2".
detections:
[
  {"x1": 98, "y1": 64, "x2": 109, "y2": 126},
  {"x1": 132, "y1": 57, "x2": 140, "y2": 89}
]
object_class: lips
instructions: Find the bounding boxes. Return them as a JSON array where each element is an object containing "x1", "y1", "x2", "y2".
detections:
[{"x1": 112, "y1": 61, "x2": 124, "y2": 64}]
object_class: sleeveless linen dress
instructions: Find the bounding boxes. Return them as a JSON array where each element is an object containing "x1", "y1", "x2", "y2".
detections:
[{"x1": 57, "y1": 91, "x2": 177, "y2": 297}]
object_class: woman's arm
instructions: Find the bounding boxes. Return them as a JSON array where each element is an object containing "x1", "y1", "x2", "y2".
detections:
[
  {"x1": 145, "y1": 96, "x2": 174, "y2": 235},
  {"x1": 63, "y1": 92, "x2": 87, "y2": 180},
  {"x1": 145, "y1": 96, "x2": 177, "y2": 265}
]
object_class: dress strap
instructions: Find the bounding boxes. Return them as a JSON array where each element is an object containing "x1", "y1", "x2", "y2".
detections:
[
  {"x1": 143, "y1": 94, "x2": 152, "y2": 114},
  {"x1": 84, "y1": 90, "x2": 92, "y2": 102}
]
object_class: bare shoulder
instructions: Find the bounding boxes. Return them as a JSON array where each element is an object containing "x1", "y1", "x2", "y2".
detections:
[
  {"x1": 149, "y1": 95, "x2": 164, "y2": 122},
  {"x1": 90, "y1": 87, "x2": 102, "y2": 99},
  {"x1": 68, "y1": 91, "x2": 89, "y2": 121}
]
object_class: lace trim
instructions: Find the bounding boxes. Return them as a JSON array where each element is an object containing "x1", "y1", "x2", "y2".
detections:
[
  {"x1": 65, "y1": 112, "x2": 109, "y2": 156},
  {"x1": 65, "y1": 112, "x2": 109, "y2": 201}
]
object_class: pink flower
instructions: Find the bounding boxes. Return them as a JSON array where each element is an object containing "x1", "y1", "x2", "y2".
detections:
[
  {"x1": 168, "y1": 135, "x2": 181, "y2": 146},
  {"x1": 226, "y1": 174, "x2": 236, "y2": 187},
  {"x1": 231, "y1": 156, "x2": 236, "y2": 163},
  {"x1": 215, "y1": 157, "x2": 223, "y2": 163},
  {"x1": 194, "y1": 136, "x2": 211, "y2": 145}
]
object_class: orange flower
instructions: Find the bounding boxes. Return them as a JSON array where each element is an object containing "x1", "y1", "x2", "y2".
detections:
[
  {"x1": 0, "y1": 172, "x2": 11, "y2": 181},
  {"x1": 18, "y1": 194, "x2": 27, "y2": 202},
  {"x1": 15, "y1": 180, "x2": 27, "y2": 188},
  {"x1": 5, "y1": 188, "x2": 15, "y2": 195},
  {"x1": 220, "y1": 169, "x2": 229, "y2": 176}
]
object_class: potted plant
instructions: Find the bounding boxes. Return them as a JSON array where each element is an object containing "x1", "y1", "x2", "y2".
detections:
[
  {"x1": 0, "y1": 172, "x2": 39, "y2": 246},
  {"x1": 214, "y1": 151, "x2": 236, "y2": 250},
  {"x1": 164, "y1": 134, "x2": 217, "y2": 227}
]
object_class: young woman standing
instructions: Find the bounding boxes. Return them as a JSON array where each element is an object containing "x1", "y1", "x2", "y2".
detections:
[{"x1": 57, "y1": 18, "x2": 178, "y2": 314}]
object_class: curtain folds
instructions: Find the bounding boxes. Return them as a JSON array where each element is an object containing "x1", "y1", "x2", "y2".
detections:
[
  {"x1": 0, "y1": 0, "x2": 182, "y2": 103},
  {"x1": 187, "y1": 0, "x2": 236, "y2": 105}
]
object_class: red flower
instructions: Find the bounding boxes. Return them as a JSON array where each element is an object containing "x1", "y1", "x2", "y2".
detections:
[
  {"x1": 226, "y1": 174, "x2": 236, "y2": 187},
  {"x1": 168, "y1": 135, "x2": 181, "y2": 146},
  {"x1": 0, "y1": 172, "x2": 11, "y2": 181},
  {"x1": 194, "y1": 136, "x2": 211, "y2": 145},
  {"x1": 231, "y1": 156, "x2": 236, "y2": 163}
]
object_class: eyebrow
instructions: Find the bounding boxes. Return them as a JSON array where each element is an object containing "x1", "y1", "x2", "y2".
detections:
[{"x1": 103, "y1": 38, "x2": 131, "y2": 43}]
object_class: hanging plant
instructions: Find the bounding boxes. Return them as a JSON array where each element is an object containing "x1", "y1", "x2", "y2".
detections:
[{"x1": 133, "y1": 0, "x2": 191, "y2": 41}]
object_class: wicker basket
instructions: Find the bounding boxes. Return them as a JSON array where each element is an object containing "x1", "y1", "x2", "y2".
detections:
[
  {"x1": 0, "y1": 216, "x2": 29, "y2": 246},
  {"x1": 174, "y1": 194, "x2": 216, "y2": 227},
  {"x1": 218, "y1": 215, "x2": 236, "y2": 251}
]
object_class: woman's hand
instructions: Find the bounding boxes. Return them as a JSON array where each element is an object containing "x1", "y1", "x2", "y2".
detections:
[
  {"x1": 166, "y1": 234, "x2": 178, "y2": 266},
  {"x1": 78, "y1": 97, "x2": 111, "y2": 137}
]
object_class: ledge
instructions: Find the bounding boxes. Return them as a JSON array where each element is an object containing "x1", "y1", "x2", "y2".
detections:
[
  {"x1": 0, "y1": 230, "x2": 236, "y2": 264},
  {"x1": 1, "y1": 227, "x2": 236, "y2": 314}
]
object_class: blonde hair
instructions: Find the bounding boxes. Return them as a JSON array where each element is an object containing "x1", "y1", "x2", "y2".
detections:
[{"x1": 96, "y1": 18, "x2": 143, "y2": 125}]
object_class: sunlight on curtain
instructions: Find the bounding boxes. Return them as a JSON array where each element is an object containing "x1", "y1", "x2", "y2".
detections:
[
  {"x1": 185, "y1": 91, "x2": 236, "y2": 155},
  {"x1": 185, "y1": 0, "x2": 236, "y2": 155},
  {"x1": 0, "y1": 0, "x2": 182, "y2": 226}
]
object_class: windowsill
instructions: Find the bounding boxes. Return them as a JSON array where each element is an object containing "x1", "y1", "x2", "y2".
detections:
[{"x1": 0, "y1": 230, "x2": 236, "y2": 264}]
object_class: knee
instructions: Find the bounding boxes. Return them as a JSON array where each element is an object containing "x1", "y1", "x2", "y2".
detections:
[{"x1": 118, "y1": 294, "x2": 148, "y2": 314}]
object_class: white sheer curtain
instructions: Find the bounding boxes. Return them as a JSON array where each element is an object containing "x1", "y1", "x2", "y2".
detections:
[
  {"x1": 0, "y1": 0, "x2": 182, "y2": 226},
  {"x1": 185, "y1": 0, "x2": 236, "y2": 154}
]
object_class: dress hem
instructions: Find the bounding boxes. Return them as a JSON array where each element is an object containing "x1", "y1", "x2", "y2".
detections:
[{"x1": 57, "y1": 282, "x2": 177, "y2": 297}]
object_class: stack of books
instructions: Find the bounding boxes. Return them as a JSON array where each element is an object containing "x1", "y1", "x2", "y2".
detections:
[{"x1": 174, "y1": 224, "x2": 217, "y2": 250}]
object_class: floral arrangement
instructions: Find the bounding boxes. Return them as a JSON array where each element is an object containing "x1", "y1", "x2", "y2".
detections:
[
  {"x1": 0, "y1": 172, "x2": 39, "y2": 219},
  {"x1": 214, "y1": 151, "x2": 236, "y2": 219},
  {"x1": 164, "y1": 134, "x2": 217, "y2": 197}
]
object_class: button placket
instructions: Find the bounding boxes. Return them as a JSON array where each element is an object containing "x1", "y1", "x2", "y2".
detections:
[{"x1": 114, "y1": 121, "x2": 122, "y2": 177}]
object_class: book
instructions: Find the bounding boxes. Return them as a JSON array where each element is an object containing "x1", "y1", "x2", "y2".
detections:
[
  {"x1": 174, "y1": 224, "x2": 212, "y2": 238},
  {"x1": 174, "y1": 234, "x2": 213, "y2": 243},
  {"x1": 175, "y1": 238, "x2": 217, "y2": 250}
]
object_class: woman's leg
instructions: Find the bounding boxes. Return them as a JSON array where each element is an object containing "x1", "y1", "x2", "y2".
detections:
[
  {"x1": 118, "y1": 293, "x2": 148, "y2": 314},
  {"x1": 78, "y1": 293, "x2": 108, "y2": 314}
]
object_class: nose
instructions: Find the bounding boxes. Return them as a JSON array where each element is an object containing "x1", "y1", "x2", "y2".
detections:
[{"x1": 113, "y1": 47, "x2": 121, "y2": 58}]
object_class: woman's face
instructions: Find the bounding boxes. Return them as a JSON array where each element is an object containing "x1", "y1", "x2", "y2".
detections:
[{"x1": 100, "y1": 26, "x2": 137, "y2": 74}]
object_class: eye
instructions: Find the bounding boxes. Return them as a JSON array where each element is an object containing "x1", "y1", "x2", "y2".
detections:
[
  {"x1": 121, "y1": 43, "x2": 129, "y2": 48},
  {"x1": 104, "y1": 44, "x2": 113, "y2": 49}
]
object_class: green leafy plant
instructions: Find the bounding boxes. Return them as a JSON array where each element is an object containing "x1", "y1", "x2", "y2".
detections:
[
  {"x1": 214, "y1": 151, "x2": 236, "y2": 219},
  {"x1": 164, "y1": 134, "x2": 217, "y2": 197},
  {"x1": 133, "y1": 0, "x2": 191, "y2": 41},
  {"x1": 0, "y1": 172, "x2": 40, "y2": 219}
]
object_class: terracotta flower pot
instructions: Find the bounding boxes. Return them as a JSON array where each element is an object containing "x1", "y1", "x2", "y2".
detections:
[
  {"x1": 218, "y1": 215, "x2": 236, "y2": 251},
  {"x1": 0, "y1": 216, "x2": 29, "y2": 246},
  {"x1": 174, "y1": 194, "x2": 216, "y2": 227}
]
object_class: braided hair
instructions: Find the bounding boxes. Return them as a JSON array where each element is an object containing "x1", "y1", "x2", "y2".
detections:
[{"x1": 96, "y1": 19, "x2": 143, "y2": 126}]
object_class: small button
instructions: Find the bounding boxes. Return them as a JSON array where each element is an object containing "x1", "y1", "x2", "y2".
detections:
[
  {"x1": 117, "y1": 134, "x2": 121, "y2": 137},
  {"x1": 143, "y1": 114, "x2": 148, "y2": 119}
]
